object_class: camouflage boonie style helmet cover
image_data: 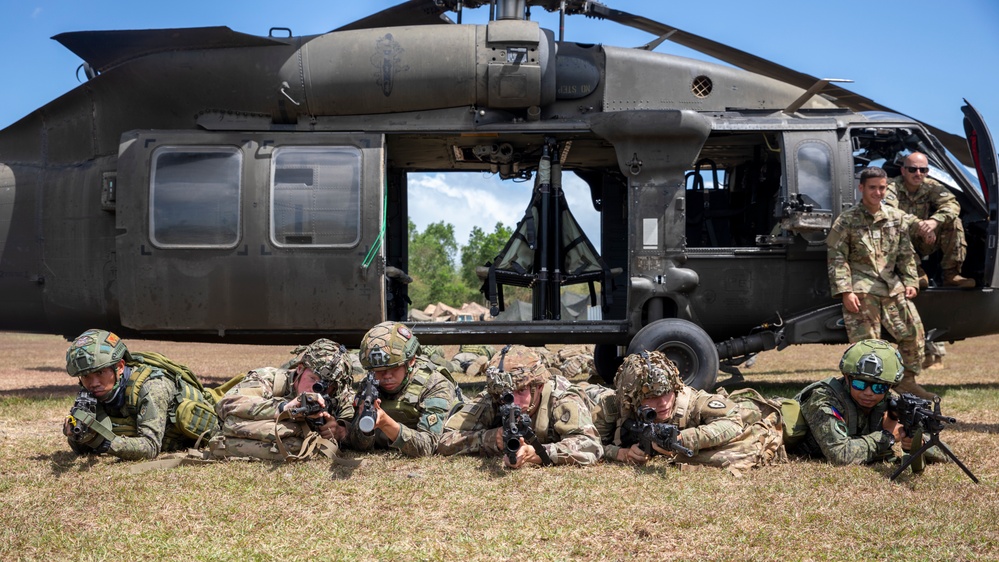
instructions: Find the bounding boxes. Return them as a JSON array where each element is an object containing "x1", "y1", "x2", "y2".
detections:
[
  {"x1": 66, "y1": 329, "x2": 131, "y2": 377},
  {"x1": 614, "y1": 350, "x2": 682, "y2": 413},
  {"x1": 839, "y1": 339, "x2": 904, "y2": 385},
  {"x1": 290, "y1": 339, "x2": 353, "y2": 389},
  {"x1": 359, "y1": 321, "x2": 419, "y2": 370},
  {"x1": 485, "y1": 345, "x2": 551, "y2": 396}
]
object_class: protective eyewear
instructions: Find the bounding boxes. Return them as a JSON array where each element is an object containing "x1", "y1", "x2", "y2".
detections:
[
  {"x1": 849, "y1": 378, "x2": 889, "y2": 395},
  {"x1": 905, "y1": 166, "x2": 929, "y2": 174}
]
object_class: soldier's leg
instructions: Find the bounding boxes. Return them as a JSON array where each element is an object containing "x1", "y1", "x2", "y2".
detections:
[
  {"x1": 882, "y1": 294, "x2": 936, "y2": 399},
  {"x1": 939, "y1": 219, "x2": 974, "y2": 287},
  {"x1": 842, "y1": 294, "x2": 882, "y2": 343},
  {"x1": 923, "y1": 341, "x2": 946, "y2": 370}
]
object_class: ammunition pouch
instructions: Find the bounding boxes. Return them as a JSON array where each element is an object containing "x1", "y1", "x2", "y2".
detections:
[{"x1": 175, "y1": 399, "x2": 219, "y2": 441}]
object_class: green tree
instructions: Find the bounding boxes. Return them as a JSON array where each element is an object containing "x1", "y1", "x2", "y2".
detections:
[
  {"x1": 459, "y1": 222, "x2": 513, "y2": 289},
  {"x1": 407, "y1": 220, "x2": 471, "y2": 309}
]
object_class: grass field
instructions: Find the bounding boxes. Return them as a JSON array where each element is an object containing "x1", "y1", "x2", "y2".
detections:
[{"x1": 1, "y1": 331, "x2": 997, "y2": 561}]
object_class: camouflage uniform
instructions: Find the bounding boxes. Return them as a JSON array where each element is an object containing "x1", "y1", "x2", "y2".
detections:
[
  {"x1": 438, "y1": 346, "x2": 603, "y2": 466},
  {"x1": 555, "y1": 345, "x2": 596, "y2": 379},
  {"x1": 452, "y1": 344, "x2": 496, "y2": 377},
  {"x1": 611, "y1": 351, "x2": 784, "y2": 471},
  {"x1": 64, "y1": 330, "x2": 219, "y2": 461},
  {"x1": 827, "y1": 203, "x2": 924, "y2": 375},
  {"x1": 348, "y1": 357, "x2": 459, "y2": 457},
  {"x1": 791, "y1": 377, "x2": 896, "y2": 465},
  {"x1": 885, "y1": 176, "x2": 966, "y2": 271}
]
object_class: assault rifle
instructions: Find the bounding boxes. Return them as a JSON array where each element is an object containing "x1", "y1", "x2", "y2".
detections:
[
  {"x1": 65, "y1": 389, "x2": 113, "y2": 453},
  {"x1": 887, "y1": 393, "x2": 978, "y2": 483},
  {"x1": 620, "y1": 406, "x2": 694, "y2": 458},
  {"x1": 290, "y1": 380, "x2": 338, "y2": 432},
  {"x1": 498, "y1": 390, "x2": 553, "y2": 466},
  {"x1": 353, "y1": 372, "x2": 380, "y2": 435}
]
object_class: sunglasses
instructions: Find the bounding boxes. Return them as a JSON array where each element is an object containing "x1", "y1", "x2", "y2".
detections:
[
  {"x1": 849, "y1": 378, "x2": 889, "y2": 395},
  {"x1": 905, "y1": 166, "x2": 929, "y2": 174}
]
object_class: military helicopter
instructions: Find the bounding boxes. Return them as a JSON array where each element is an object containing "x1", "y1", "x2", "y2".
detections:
[{"x1": 0, "y1": 0, "x2": 996, "y2": 389}]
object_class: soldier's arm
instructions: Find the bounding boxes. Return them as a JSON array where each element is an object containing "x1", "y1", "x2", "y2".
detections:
[
  {"x1": 826, "y1": 220, "x2": 853, "y2": 297},
  {"x1": 437, "y1": 399, "x2": 502, "y2": 457},
  {"x1": 800, "y1": 388, "x2": 892, "y2": 465},
  {"x1": 391, "y1": 376, "x2": 456, "y2": 457},
  {"x1": 543, "y1": 395, "x2": 604, "y2": 466},
  {"x1": 214, "y1": 369, "x2": 285, "y2": 421},
  {"x1": 897, "y1": 214, "x2": 919, "y2": 289},
  {"x1": 108, "y1": 377, "x2": 173, "y2": 460},
  {"x1": 679, "y1": 393, "x2": 745, "y2": 454},
  {"x1": 928, "y1": 183, "x2": 961, "y2": 224}
]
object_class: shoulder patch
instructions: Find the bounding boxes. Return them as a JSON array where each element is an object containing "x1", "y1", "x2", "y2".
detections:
[{"x1": 707, "y1": 400, "x2": 726, "y2": 410}]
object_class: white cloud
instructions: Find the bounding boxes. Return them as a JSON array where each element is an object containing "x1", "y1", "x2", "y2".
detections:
[
  {"x1": 407, "y1": 171, "x2": 602, "y2": 254},
  {"x1": 31, "y1": 7, "x2": 42, "y2": 18}
]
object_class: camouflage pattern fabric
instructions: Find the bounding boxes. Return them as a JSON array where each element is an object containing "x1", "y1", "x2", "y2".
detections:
[
  {"x1": 421, "y1": 345, "x2": 461, "y2": 376},
  {"x1": 484, "y1": 346, "x2": 552, "y2": 396},
  {"x1": 613, "y1": 351, "x2": 682, "y2": 417},
  {"x1": 68, "y1": 365, "x2": 201, "y2": 460},
  {"x1": 827, "y1": 203, "x2": 919, "y2": 298},
  {"x1": 214, "y1": 366, "x2": 355, "y2": 459},
  {"x1": 457, "y1": 344, "x2": 496, "y2": 359},
  {"x1": 347, "y1": 360, "x2": 458, "y2": 457},
  {"x1": 556, "y1": 345, "x2": 596, "y2": 379},
  {"x1": 842, "y1": 293, "x2": 924, "y2": 376},
  {"x1": 885, "y1": 176, "x2": 967, "y2": 270},
  {"x1": 438, "y1": 375, "x2": 604, "y2": 466},
  {"x1": 682, "y1": 388, "x2": 787, "y2": 473},
  {"x1": 791, "y1": 377, "x2": 895, "y2": 465},
  {"x1": 289, "y1": 338, "x2": 354, "y2": 390},
  {"x1": 347, "y1": 350, "x2": 366, "y2": 377},
  {"x1": 827, "y1": 203, "x2": 923, "y2": 376},
  {"x1": 576, "y1": 382, "x2": 623, "y2": 461}
]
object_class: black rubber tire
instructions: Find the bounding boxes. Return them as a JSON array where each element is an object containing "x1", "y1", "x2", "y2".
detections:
[
  {"x1": 593, "y1": 343, "x2": 624, "y2": 385},
  {"x1": 626, "y1": 318, "x2": 719, "y2": 389}
]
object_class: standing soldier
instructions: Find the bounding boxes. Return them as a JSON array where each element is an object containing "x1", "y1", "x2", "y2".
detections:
[
  {"x1": 438, "y1": 345, "x2": 603, "y2": 468},
  {"x1": 827, "y1": 166, "x2": 932, "y2": 399},
  {"x1": 63, "y1": 329, "x2": 219, "y2": 460},
  {"x1": 351, "y1": 322, "x2": 460, "y2": 457},
  {"x1": 213, "y1": 339, "x2": 354, "y2": 461}
]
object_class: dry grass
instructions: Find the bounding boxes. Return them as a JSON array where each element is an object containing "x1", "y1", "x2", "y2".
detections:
[{"x1": 1, "y1": 332, "x2": 998, "y2": 561}]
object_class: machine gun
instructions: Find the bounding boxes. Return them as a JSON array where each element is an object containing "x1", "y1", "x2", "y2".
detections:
[
  {"x1": 887, "y1": 393, "x2": 978, "y2": 483},
  {"x1": 290, "y1": 380, "x2": 338, "y2": 432},
  {"x1": 352, "y1": 372, "x2": 380, "y2": 435},
  {"x1": 498, "y1": 390, "x2": 553, "y2": 466},
  {"x1": 620, "y1": 406, "x2": 695, "y2": 459}
]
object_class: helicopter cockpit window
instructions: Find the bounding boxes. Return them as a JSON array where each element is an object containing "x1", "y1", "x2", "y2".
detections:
[
  {"x1": 149, "y1": 147, "x2": 241, "y2": 248},
  {"x1": 794, "y1": 141, "x2": 833, "y2": 211},
  {"x1": 270, "y1": 146, "x2": 361, "y2": 248}
]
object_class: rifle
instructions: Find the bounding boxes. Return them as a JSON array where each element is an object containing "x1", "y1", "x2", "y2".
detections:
[
  {"x1": 887, "y1": 393, "x2": 978, "y2": 483},
  {"x1": 290, "y1": 380, "x2": 338, "y2": 432},
  {"x1": 620, "y1": 406, "x2": 694, "y2": 459},
  {"x1": 498, "y1": 390, "x2": 553, "y2": 466},
  {"x1": 352, "y1": 372, "x2": 380, "y2": 435},
  {"x1": 65, "y1": 389, "x2": 114, "y2": 453}
]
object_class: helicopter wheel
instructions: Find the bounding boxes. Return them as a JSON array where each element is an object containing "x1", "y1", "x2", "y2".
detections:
[
  {"x1": 593, "y1": 343, "x2": 624, "y2": 386},
  {"x1": 626, "y1": 318, "x2": 719, "y2": 390}
]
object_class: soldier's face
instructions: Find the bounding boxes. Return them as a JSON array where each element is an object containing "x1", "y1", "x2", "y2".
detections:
[
  {"x1": 511, "y1": 386, "x2": 533, "y2": 408},
  {"x1": 80, "y1": 361, "x2": 121, "y2": 399},
  {"x1": 640, "y1": 391, "x2": 677, "y2": 422},
  {"x1": 900, "y1": 154, "x2": 929, "y2": 190},
  {"x1": 847, "y1": 376, "x2": 887, "y2": 411},
  {"x1": 858, "y1": 177, "x2": 888, "y2": 210},
  {"x1": 294, "y1": 366, "x2": 320, "y2": 395},
  {"x1": 373, "y1": 357, "x2": 414, "y2": 393}
]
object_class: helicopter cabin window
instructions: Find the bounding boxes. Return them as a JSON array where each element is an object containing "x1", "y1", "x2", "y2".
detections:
[
  {"x1": 149, "y1": 147, "x2": 241, "y2": 248},
  {"x1": 794, "y1": 141, "x2": 833, "y2": 211},
  {"x1": 684, "y1": 132, "x2": 783, "y2": 248},
  {"x1": 270, "y1": 146, "x2": 361, "y2": 247}
]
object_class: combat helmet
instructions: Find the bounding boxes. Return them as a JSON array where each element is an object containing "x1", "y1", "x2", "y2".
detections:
[
  {"x1": 613, "y1": 350, "x2": 682, "y2": 414},
  {"x1": 359, "y1": 321, "x2": 419, "y2": 370},
  {"x1": 290, "y1": 339, "x2": 353, "y2": 391},
  {"x1": 66, "y1": 329, "x2": 131, "y2": 377},
  {"x1": 484, "y1": 345, "x2": 551, "y2": 397},
  {"x1": 839, "y1": 339, "x2": 904, "y2": 386}
]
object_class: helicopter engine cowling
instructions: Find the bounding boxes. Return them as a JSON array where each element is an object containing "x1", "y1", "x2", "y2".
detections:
[{"x1": 292, "y1": 19, "x2": 556, "y2": 116}]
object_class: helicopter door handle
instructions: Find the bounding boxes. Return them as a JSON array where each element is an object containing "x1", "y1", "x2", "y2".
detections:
[{"x1": 280, "y1": 81, "x2": 301, "y2": 106}]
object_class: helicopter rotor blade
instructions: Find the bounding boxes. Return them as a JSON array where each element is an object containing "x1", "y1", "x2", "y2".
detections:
[{"x1": 333, "y1": 0, "x2": 453, "y2": 32}]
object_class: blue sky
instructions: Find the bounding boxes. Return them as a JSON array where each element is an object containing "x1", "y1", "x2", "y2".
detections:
[{"x1": 2, "y1": 1, "x2": 997, "y2": 247}]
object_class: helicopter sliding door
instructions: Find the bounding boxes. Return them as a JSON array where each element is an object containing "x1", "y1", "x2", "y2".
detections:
[{"x1": 115, "y1": 131, "x2": 386, "y2": 338}]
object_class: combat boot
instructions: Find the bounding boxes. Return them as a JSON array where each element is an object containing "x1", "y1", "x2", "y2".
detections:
[
  {"x1": 922, "y1": 355, "x2": 945, "y2": 370},
  {"x1": 895, "y1": 373, "x2": 938, "y2": 400},
  {"x1": 943, "y1": 268, "x2": 975, "y2": 289}
]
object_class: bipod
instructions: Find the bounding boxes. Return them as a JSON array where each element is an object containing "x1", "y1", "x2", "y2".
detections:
[{"x1": 889, "y1": 431, "x2": 979, "y2": 483}]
